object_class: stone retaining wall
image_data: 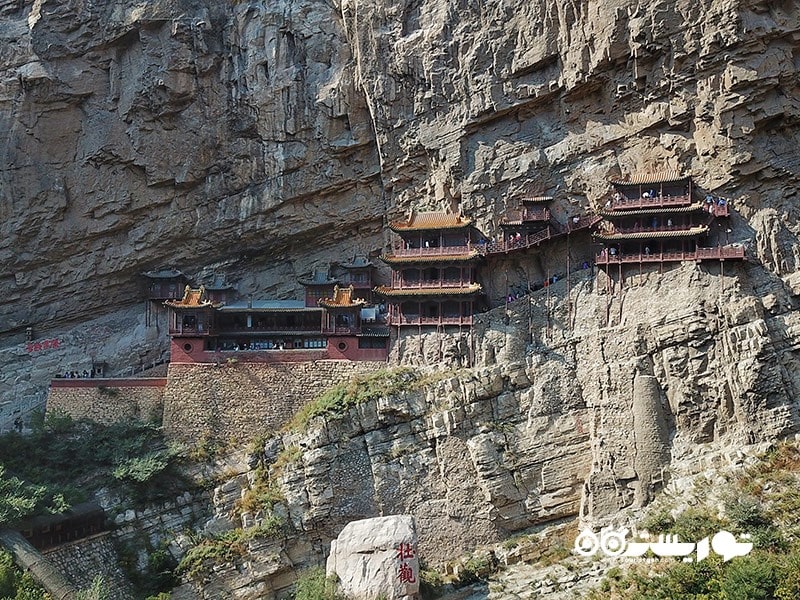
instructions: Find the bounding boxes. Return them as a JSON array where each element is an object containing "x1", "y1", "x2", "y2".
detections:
[
  {"x1": 46, "y1": 379, "x2": 166, "y2": 424},
  {"x1": 162, "y1": 361, "x2": 385, "y2": 443},
  {"x1": 43, "y1": 532, "x2": 136, "y2": 599}
]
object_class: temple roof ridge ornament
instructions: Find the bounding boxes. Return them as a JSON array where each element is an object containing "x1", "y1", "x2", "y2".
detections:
[
  {"x1": 164, "y1": 285, "x2": 221, "y2": 308},
  {"x1": 319, "y1": 285, "x2": 367, "y2": 309}
]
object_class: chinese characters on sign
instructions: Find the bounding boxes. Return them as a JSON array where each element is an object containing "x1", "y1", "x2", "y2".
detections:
[
  {"x1": 26, "y1": 338, "x2": 60, "y2": 353},
  {"x1": 397, "y1": 543, "x2": 416, "y2": 584}
]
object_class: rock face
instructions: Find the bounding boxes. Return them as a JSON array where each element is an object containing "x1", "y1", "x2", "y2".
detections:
[
  {"x1": 3, "y1": 0, "x2": 800, "y2": 594},
  {"x1": 327, "y1": 515, "x2": 419, "y2": 600},
  {"x1": 3, "y1": 0, "x2": 800, "y2": 411}
]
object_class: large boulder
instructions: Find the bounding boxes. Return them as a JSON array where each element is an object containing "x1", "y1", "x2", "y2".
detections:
[{"x1": 326, "y1": 515, "x2": 419, "y2": 600}]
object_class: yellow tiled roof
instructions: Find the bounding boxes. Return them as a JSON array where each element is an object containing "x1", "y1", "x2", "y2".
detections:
[
  {"x1": 609, "y1": 171, "x2": 690, "y2": 186},
  {"x1": 380, "y1": 251, "x2": 481, "y2": 265},
  {"x1": 594, "y1": 226, "x2": 709, "y2": 241},
  {"x1": 318, "y1": 285, "x2": 367, "y2": 308},
  {"x1": 164, "y1": 285, "x2": 219, "y2": 308},
  {"x1": 374, "y1": 284, "x2": 482, "y2": 297},
  {"x1": 599, "y1": 203, "x2": 705, "y2": 217},
  {"x1": 389, "y1": 211, "x2": 472, "y2": 232}
]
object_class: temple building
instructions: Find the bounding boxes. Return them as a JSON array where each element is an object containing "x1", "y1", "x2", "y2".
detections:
[
  {"x1": 375, "y1": 211, "x2": 483, "y2": 328},
  {"x1": 142, "y1": 268, "x2": 189, "y2": 327},
  {"x1": 142, "y1": 268, "x2": 188, "y2": 301},
  {"x1": 594, "y1": 172, "x2": 745, "y2": 270},
  {"x1": 500, "y1": 195, "x2": 553, "y2": 243},
  {"x1": 335, "y1": 255, "x2": 376, "y2": 303},
  {"x1": 298, "y1": 266, "x2": 338, "y2": 308},
  {"x1": 487, "y1": 193, "x2": 600, "y2": 255},
  {"x1": 165, "y1": 280, "x2": 387, "y2": 363}
]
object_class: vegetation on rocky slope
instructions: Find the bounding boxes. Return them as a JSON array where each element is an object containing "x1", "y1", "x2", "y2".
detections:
[
  {"x1": 0, "y1": 411, "x2": 187, "y2": 525},
  {"x1": 286, "y1": 368, "x2": 419, "y2": 430},
  {"x1": 588, "y1": 442, "x2": 800, "y2": 599}
]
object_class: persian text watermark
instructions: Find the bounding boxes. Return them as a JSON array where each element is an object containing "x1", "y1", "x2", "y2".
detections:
[{"x1": 574, "y1": 527, "x2": 753, "y2": 562}]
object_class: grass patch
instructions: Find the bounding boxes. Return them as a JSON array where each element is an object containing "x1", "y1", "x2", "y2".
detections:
[
  {"x1": 177, "y1": 517, "x2": 285, "y2": 579},
  {"x1": 293, "y1": 566, "x2": 345, "y2": 600},
  {"x1": 272, "y1": 445, "x2": 302, "y2": 473},
  {"x1": 237, "y1": 467, "x2": 284, "y2": 514},
  {"x1": 286, "y1": 368, "x2": 419, "y2": 431}
]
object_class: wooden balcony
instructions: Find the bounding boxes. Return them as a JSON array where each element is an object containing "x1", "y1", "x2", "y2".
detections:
[
  {"x1": 169, "y1": 326, "x2": 214, "y2": 336},
  {"x1": 323, "y1": 326, "x2": 360, "y2": 334},
  {"x1": 395, "y1": 278, "x2": 473, "y2": 289},
  {"x1": 605, "y1": 194, "x2": 693, "y2": 211},
  {"x1": 214, "y1": 326, "x2": 323, "y2": 335},
  {"x1": 595, "y1": 246, "x2": 745, "y2": 265},
  {"x1": 391, "y1": 245, "x2": 475, "y2": 257},
  {"x1": 390, "y1": 315, "x2": 474, "y2": 326},
  {"x1": 695, "y1": 246, "x2": 745, "y2": 260},
  {"x1": 501, "y1": 206, "x2": 550, "y2": 224}
]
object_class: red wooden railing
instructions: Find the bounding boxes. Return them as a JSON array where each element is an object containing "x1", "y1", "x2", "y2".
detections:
[
  {"x1": 595, "y1": 246, "x2": 745, "y2": 265},
  {"x1": 391, "y1": 316, "x2": 473, "y2": 326},
  {"x1": 390, "y1": 245, "x2": 474, "y2": 257},
  {"x1": 394, "y1": 279, "x2": 472, "y2": 289},
  {"x1": 604, "y1": 194, "x2": 693, "y2": 211}
]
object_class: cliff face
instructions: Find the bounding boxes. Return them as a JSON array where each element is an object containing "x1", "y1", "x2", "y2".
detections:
[
  {"x1": 168, "y1": 263, "x2": 800, "y2": 598},
  {"x1": 2, "y1": 0, "x2": 800, "y2": 409},
  {"x1": 1, "y1": 0, "x2": 383, "y2": 337},
  {"x1": 3, "y1": 0, "x2": 800, "y2": 593},
  {"x1": 3, "y1": 0, "x2": 799, "y2": 331}
]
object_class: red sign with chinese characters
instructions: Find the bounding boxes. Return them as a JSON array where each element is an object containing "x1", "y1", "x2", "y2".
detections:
[
  {"x1": 26, "y1": 338, "x2": 60, "y2": 353},
  {"x1": 396, "y1": 543, "x2": 417, "y2": 584}
]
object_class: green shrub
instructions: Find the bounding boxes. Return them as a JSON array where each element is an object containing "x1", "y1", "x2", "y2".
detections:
[
  {"x1": 639, "y1": 508, "x2": 674, "y2": 533},
  {"x1": 287, "y1": 368, "x2": 421, "y2": 430},
  {"x1": 293, "y1": 566, "x2": 343, "y2": 600},
  {"x1": 112, "y1": 451, "x2": 173, "y2": 484},
  {"x1": 456, "y1": 554, "x2": 495, "y2": 586},
  {"x1": 669, "y1": 508, "x2": 722, "y2": 542},
  {"x1": 178, "y1": 518, "x2": 286, "y2": 579},
  {"x1": 419, "y1": 568, "x2": 446, "y2": 599},
  {"x1": 720, "y1": 554, "x2": 777, "y2": 600},
  {"x1": 0, "y1": 418, "x2": 187, "y2": 522},
  {"x1": 76, "y1": 575, "x2": 109, "y2": 600}
]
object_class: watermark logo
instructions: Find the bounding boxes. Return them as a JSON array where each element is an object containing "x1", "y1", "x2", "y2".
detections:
[{"x1": 574, "y1": 527, "x2": 752, "y2": 562}]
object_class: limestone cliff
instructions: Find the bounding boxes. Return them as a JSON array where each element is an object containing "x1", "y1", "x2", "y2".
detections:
[
  {"x1": 3, "y1": 0, "x2": 800, "y2": 595},
  {"x1": 168, "y1": 261, "x2": 800, "y2": 597}
]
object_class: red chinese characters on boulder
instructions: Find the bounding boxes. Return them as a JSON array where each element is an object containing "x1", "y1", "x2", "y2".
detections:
[
  {"x1": 397, "y1": 543, "x2": 417, "y2": 584},
  {"x1": 26, "y1": 339, "x2": 60, "y2": 353}
]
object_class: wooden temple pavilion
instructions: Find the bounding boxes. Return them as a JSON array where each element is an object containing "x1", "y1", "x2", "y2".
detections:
[
  {"x1": 500, "y1": 195, "x2": 553, "y2": 241},
  {"x1": 142, "y1": 268, "x2": 188, "y2": 300},
  {"x1": 298, "y1": 266, "x2": 338, "y2": 308},
  {"x1": 204, "y1": 277, "x2": 237, "y2": 305},
  {"x1": 594, "y1": 172, "x2": 745, "y2": 268},
  {"x1": 336, "y1": 255, "x2": 376, "y2": 303},
  {"x1": 487, "y1": 194, "x2": 600, "y2": 255},
  {"x1": 165, "y1": 281, "x2": 387, "y2": 363},
  {"x1": 375, "y1": 210, "x2": 482, "y2": 327}
]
